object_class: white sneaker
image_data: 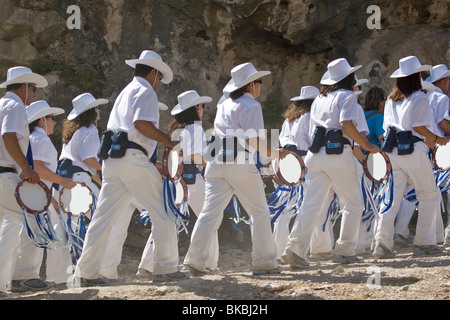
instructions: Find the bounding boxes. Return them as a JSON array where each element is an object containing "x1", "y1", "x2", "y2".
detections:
[
  {"x1": 332, "y1": 254, "x2": 363, "y2": 264},
  {"x1": 372, "y1": 243, "x2": 397, "y2": 259},
  {"x1": 281, "y1": 249, "x2": 310, "y2": 270},
  {"x1": 412, "y1": 245, "x2": 444, "y2": 256},
  {"x1": 152, "y1": 270, "x2": 190, "y2": 283}
]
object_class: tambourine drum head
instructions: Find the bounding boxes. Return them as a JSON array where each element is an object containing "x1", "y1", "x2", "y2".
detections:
[
  {"x1": 167, "y1": 150, "x2": 181, "y2": 179},
  {"x1": 435, "y1": 143, "x2": 450, "y2": 171},
  {"x1": 279, "y1": 153, "x2": 302, "y2": 185},
  {"x1": 367, "y1": 152, "x2": 388, "y2": 181},
  {"x1": 174, "y1": 180, "x2": 186, "y2": 206},
  {"x1": 60, "y1": 184, "x2": 92, "y2": 216},
  {"x1": 19, "y1": 182, "x2": 48, "y2": 212}
]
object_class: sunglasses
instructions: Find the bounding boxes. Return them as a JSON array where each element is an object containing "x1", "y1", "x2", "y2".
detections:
[
  {"x1": 254, "y1": 79, "x2": 263, "y2": 84},
  {"x1": 28, "y1": 85, "x2": 37, "y2": 93},
  {"x1": 46, "y1": 115, "x2": 56, "y2": 121}
]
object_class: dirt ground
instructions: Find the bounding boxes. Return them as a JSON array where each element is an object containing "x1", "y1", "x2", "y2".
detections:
[{"x1": 1, "y1": 212, "x2": 449, "y2": 304}]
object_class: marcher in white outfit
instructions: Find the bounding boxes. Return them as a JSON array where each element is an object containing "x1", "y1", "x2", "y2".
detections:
[
  {"x1": 373, "y1": 56, "x2": 448, "y2": 258},
  {"x1": 184, "y1": 62, "x2": 285, "y2": 276},
  {"x1": 10, "y1": 101, "x2": 77, "y2": 292},
  {"x1": 282, "y1": 58, "x2": 380, "y2": 269},
  {"x1": 0, "y1": 67, "x2": 46, "y2": 293},
  {"x1": 272, "y1": 86, "x2": 335, "y2": 260},
  {"x1": 137, "y1": 90, "x2": 217, "y2": 277},
  {"x1": 74, "y1": 50, "x2": 188, "y2": 285}
]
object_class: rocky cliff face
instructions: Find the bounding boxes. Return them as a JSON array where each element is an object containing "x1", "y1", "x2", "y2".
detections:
[{"x1": 1, "y1": 0, "x2": 449, "y2": 137}]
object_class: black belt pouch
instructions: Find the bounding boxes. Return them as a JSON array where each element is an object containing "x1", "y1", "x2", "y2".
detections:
[
  {"x1": 97, "y1": 130, "x2": 113, "y2": 160},
  {"x1": 108, "y1": 131, "x2": 129, "y2": 159},
  {"x1": 182, "y1": 164, "x2": 199, "y2": 185},
  {"x1": 381, "y1": 127, "x2": 397, "y2": 153},
  {"x1": 396, "y1": 131, "x2": 414, "y2": 155},
  {"x1": 325, "y1": 130, "x2": 345, "y2": 155},
  {"x1": 309, "y1": 126, "x2": 326, "y2": 153}
]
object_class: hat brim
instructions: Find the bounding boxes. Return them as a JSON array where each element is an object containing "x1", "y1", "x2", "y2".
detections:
[
  {"x1": 291, "y1": 94, "x2": 319, "y2": 101},
  {"x1": 67, "y1": 98, "x2": 108, "y2": 120},
  {"x1": 171, "y1": 96, "x2": 212, "y2": 115},
  {"x1": 0, "y1": 73, "x2": 48, "y2": 88},
  {"x1": 158, "y1": 102, "x2": 168, "y2": 111},
  {"x1": 320, "y1": 65, "x2": 362, "y2": 85},
  {"x1": 223, "y1": 71, "x2": 271, "y2": 93},
  {"x1": 425, "y1": 70, "x2": 450, "y2": 83},
  {"x1": 28, "y1": 107, "x2": 65, "y2": 124},
  {"x1": 125, "y1": 59, "x2": 173, "y2": 84},
  {"x1": 390, "y1": 65, "x2": 432, "y2": 78}
]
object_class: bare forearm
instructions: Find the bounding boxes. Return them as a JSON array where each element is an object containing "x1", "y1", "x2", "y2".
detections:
[
  {"x1": 134, "y1": 120, "x2": 176, "y2": 148},
  {"x1": 3, "y1": 133, "x2": 31, "y2": 171}
]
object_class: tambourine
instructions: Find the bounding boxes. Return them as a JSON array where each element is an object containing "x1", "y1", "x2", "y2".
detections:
[
  {"x1": 173, "y1": 178, "x2": 188, "y2": 206},
  {"x1": 432, "y1": 143, "x2": 450, "y2": 171},
  {"x1": 15, "y1": 180, "x2": 52, "y2": 214},
  {"x1": 59, "y1": 182, "x2": 94, "y2": 217},
  {"x1": 270, "y1": 150, "x2": 306, "y2": 186},
  {"x1": 363, "y1": 150, "x2": 392, "y2": 184},
  {"x1": 162, "y1": 147, "x2": 184, "y2": 181}
]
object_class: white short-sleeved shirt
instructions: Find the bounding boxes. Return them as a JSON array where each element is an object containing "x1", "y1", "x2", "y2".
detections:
[
  {"x1": 107, "y1": 77, "x2": 159, "y2": 157},
  {"x1": 0, "y1": 92, "x2": 29, "y2": 171},
  {"x1": 309, "y1": 89, "x2": 360, "y2": 141},
  {"x1": 280, "y1": 112, "x2": 311, "y2": 152},
  {"x1": 383, "y1": 91, "x2": 432, "y2": 139},
  {"x1": 279, "y1": 119, "x2": 296, "y2": 147},
  {"x1": 214, "y1": 93, "x2": 266, "y2": 142},
  {"x1": 428, "y1": 87, "x2": 450, "y2": 136},
  {"x1": 60, "y1": 125, "x2": 100, "y2": 176},
  {"x1": 29, "y1": 127, "x2": 58, "y2": 188},
  {"x1": 173, "y1": 123, "x2": 206, "y2": 171}
]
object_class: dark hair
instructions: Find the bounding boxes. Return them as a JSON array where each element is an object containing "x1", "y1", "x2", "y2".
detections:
[
  {"x1": 28, "y1": 119, "x2": 40, "y2": 134},
  {"x1": 167, "y1": 106, "x2": 201, "y2": 137},
  {"x1": 62, "y1": 108, "x2": 97, "y2": 144},
  {"x1": 364, "y1": 87, "x2": 385, "y2": 111},
  {"x1": 135, "y1": 64, "x2": 155, "y2": 78},
  {"x1": 229, "y1": 82, "x2": 252, "y2": 100},
  {"x1": 6, "y1": 83, "x2": 23, "y2": 92},
  {"x1": 282, "y1": 100, "x2": 313, "y2": 122},
  {"x1": 388, "y1": 72, "x2": 422, "y2": 102},
  {"x1": 320, "y1": 73, "x2": 356, "y2": 96}
]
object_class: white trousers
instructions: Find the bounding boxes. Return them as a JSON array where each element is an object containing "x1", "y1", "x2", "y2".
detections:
[
  {"x1": 74, "y1": 149, "x2": 179, "y2": 279},
  {"x1": 375, "y1": 143, "x2": 441, "y2": 249},
  {"x1": 139, "y1": 173, "x2": 219, "y2": 272},
  {"x1": 184, "y1": 162, "x2": 278, "y2": 272},
  {"x1": 285, "y1": 146, "x2": 363, "y2": 258}
]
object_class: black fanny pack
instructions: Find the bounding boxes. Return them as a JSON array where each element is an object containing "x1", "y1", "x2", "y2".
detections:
[
  {"x1": 205, "y1": 135, "x2": 244, "y2": 163},
  {"x1": 98, "y1": 131, "x2": 148, "y2": 160},
  {"x1": 57, "y1": 158, "x2": 91, "y2": 178},
  {"x1": 309, "y1": 127, "x2": 350, "y2": 155},
  {"x1": 283, "y1": 144, "x2": 307, "y2": 157},
  {"x1": 381, "y1": 127, "x2": 423, "y2": 155},
  {"x1": 182, "y1": 163, "x2": 201, "y2": 185}
]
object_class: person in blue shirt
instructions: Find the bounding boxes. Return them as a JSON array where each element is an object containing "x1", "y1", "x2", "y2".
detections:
[{"x1": 364, "y1": 87, "x2": 386, "y2": 147}]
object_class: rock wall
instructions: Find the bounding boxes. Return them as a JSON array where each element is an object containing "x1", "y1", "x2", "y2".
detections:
[{"x1": 0, "y1": 0, "x2": 449, "y2": 141}]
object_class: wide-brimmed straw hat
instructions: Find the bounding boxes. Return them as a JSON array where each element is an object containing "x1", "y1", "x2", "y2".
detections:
[
  {"x1": 171, "y1": 90, "x2": 212, "y2": 115},
  {"x1": 68, "y1": 93, "x2": 108, "y2": 120},
  {"x1": 0, "y1": 66, "x2": 48, "y2": 88},
  {"x1": 290, "y1": 86, "x2": 320, "y2": 101},
  {"x1": 390, "y1": 56, "x2": 432, "y2": 78},
  {"x1": 223, "y1": 62, "x2": 270, "y2": 93},
  {"x1": 320, "y1": 58, "x2": 362, "y2": 85},
  {"x1": 425, "y1": 64, "x2": 450, "y2": 83},
  {"x1": 125, "y1": 50, "x2": 173, "y2": 84},
  {"x1": 27, "y1": 100, "x2": 64, "y2": 124}
]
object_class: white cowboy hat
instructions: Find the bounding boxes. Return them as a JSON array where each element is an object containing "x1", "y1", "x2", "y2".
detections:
[
  {"x1": 68, "y1": 93, "x2": 108, "y2": 120},
  {"x1": 125, "y1": 50, "x2": 173, "y2": 84},
  {"x1": 425, "y1": 64, "x2": 450, "y2": 83},
  {"x1": 171, "y1": 90, "x2": 212, "y2": 115},
  {"x1": 27, "y1": 100, "x2": 65, "y2": 124},
  {"x1": 390, "y1": 56, "x2": 432, "y2": 78},
  {"x1": 290, "y1": 86, "x2": 320, "y2": 101},
  {"x1": 222, "y1": 62, "x2": 271, "y2": 93},
  {"x1": 158, "y1": 102, "x2": 168, "y2": 111},
  {"x1": 355, "y1": 77, "x2": 368, "y2": 87},
  {"x1": 421, "y1": 79, "x2": 435, "y2": 93},
  {"x1": 320, "y1": 58, "x2": 362, "y2": 85},
  {"x1": 0, "y1": 66, "x2": 48, "y2": 88}
]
